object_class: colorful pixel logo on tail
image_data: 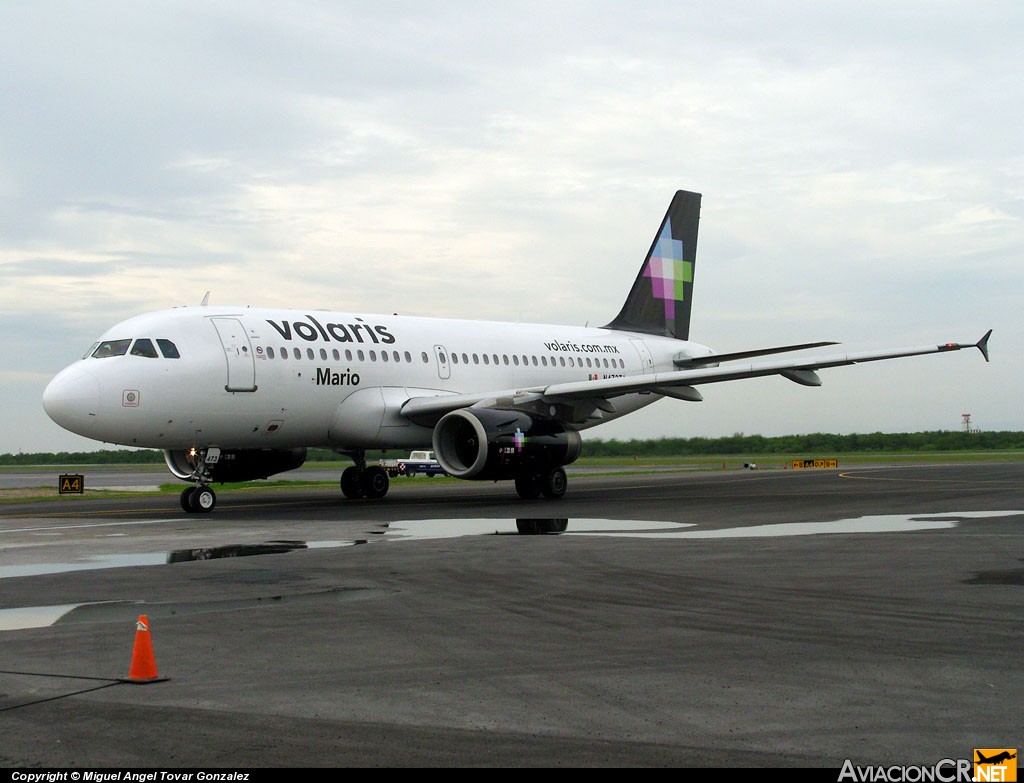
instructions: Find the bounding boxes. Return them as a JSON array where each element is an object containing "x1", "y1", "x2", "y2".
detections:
[
  {"x1": 644, "y1": 218, "x2": 693, "y2": 334},
  {"x1": 603, "y1": 190, "x2": 701, "y2": 340}
]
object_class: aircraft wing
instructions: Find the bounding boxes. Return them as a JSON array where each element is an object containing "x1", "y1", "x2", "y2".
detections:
[{"x1": 400, "y1": 331, "x2": 991, "y2": 424}]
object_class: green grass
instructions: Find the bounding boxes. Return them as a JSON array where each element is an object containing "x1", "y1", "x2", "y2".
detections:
[{"x1": 2, "y1": 450, "x2": 1021, "y2": 504}]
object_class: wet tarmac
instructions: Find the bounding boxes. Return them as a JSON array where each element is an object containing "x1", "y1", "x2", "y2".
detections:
[{"x1": 1, "y1": 462, "x2": 1022, "y2": 767}]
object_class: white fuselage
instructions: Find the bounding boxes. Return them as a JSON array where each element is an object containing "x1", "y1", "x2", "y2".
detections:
[{"x1": 43, "y1": 306, "x2": 714, "y2": 451}]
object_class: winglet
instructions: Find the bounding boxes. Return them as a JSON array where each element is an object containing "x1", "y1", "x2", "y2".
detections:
[{"x1": 976, "y1": 329, "x2": 992, "y2": 362}]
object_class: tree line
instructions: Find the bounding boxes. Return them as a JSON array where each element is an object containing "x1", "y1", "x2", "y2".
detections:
[
  {"x1": 2, "y1": 430, "x2": 1022, "y2": 465},
  {"x1": 581, "y1": 430, "x2": 1024, "y2": 456}
]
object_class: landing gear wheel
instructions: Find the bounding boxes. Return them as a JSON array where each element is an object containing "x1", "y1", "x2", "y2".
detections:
[
  {"x1": 540, "y1": 467, "x2": 567, "y2": 499},
  {"x1": 193, "y1": 485, "x2": 216, "y2": 513},
  {"x1": 515, "y1": 474, "x2": 542, "y2": 499},
  {"x1": 361, "y1": 466, "x2": 390, "y2": 499},
  {"x1": 180, "y1": 485, "x2": 216, "y2": 512},
  {"x1": 340, "y1": 467, "x2": 365, "y2": 499}
]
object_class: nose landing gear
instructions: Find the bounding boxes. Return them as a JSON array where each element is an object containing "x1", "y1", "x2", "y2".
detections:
[
  {"x1": 180, "y1": 484, "x2": 217, "y2": 513},
  {"x1": 178, "y1": 446, "x2": 218, "y2": 513}
]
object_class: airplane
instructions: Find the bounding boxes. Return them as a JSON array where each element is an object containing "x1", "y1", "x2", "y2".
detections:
[
  {"x1": 976, "y1": 751, "x2": 1016, "y2": 765},
  {"x1": 42, "y1": 190, "x2": 992, "y2": 513}
]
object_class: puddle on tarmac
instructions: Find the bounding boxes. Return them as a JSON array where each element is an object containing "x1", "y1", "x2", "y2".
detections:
[
  {"x1": 1, "y1": 511, "x2": 1020, "y2": 630},
  {"x1": 3, "y1": 511, "x2": 1019, "y2": 583}
]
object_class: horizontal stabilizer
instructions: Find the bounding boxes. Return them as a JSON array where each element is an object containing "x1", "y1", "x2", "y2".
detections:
[{"x1": 674, "y1": 341, "x2": 838, "y2": 368}]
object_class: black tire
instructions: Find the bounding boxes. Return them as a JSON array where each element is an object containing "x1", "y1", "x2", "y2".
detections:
[
  {"x1": 515, "y1": 474, "x2": 542, "y2": 499},
  {"x1": 193, "y1": 485, "x2": 216, "y2": 513},
  {"x1": 540, "y1": 468, "x2": 567, "y2": 499},
  {"x1": 340, "y1": 467, "x2": 365, "y2": 499},
  {"x1": 180, "y1": 486, "x2": 197, "y2": 512},
  {"x1": 360, "y1": 466, "x2": 390, "y2": 498},
  {"x1": 404, "y1": 465, "x2": 416, "y2": 477}
]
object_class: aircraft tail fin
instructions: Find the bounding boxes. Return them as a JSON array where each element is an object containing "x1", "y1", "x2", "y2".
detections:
[{"x1": 603, "y1": 189, "x2": 701, "y2": 340}]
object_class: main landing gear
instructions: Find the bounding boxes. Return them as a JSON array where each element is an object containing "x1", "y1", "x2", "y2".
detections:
[
  {"x1": 514, "y1": 467, "x2": 567, "y2": 500},
  {"x1": 335, "y1": 450, "x2": 568, "y2": 501},
  {"x1": 338, "y1": 450, "x2": 390, "y2": 499}
]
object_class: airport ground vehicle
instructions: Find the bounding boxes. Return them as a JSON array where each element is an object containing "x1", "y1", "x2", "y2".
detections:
[{"x1": 380, "y1": 450, "x2": 446, "y2": 477}]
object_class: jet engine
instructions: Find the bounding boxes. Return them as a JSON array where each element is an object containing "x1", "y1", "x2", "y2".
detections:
[
  {"x1": 163, "y1": 447, "x2": 307, "y2": 483},
  {"x1": 432, "y1": 408, "x2": 581, "y2": 481}
]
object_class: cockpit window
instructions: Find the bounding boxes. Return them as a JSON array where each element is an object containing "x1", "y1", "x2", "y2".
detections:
[
  {"x1": 157, "y1": 339, "x2": 180, "y2": 359},
  {"x1": 82, "y1": 342, "x2": 99, "y2": 360},
  {"x1": 130, "y1": 339, "x2": 159, "y2": 358},
  {"x1": 91, "y1": 339, "x2": 132, "y2": 358}
]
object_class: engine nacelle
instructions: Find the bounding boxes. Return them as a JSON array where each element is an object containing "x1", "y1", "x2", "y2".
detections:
[
  {"x1": 164, "y1": 447, "x2": 307, "y2": 483},
  {"x1": 432, "y1": 409, "x2": 581, "y2": 481}
]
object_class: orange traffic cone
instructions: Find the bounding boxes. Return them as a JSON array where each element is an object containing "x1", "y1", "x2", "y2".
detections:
[{"x1": 123, "y1": 615, "x2": 169, "y2": 683}]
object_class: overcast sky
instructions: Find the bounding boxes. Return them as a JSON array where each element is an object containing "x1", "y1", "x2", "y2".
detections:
[{"x1": 2, "y1": 1, "x2": 1021, "y2": 454}]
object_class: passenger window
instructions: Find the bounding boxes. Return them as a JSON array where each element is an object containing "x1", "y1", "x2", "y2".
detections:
[
  {"x1": 92, "y1": 339, "x2": 132, "y2": 358},
  {"x1": 267, "y1": 347, "x2": 276, "y2": 359},
  {"x1": 320, "y1": 348, "x2": 328, "y2": 360},
  {"x1": 156, "y1": 339, "x2": 180, "y2": 359},
  {"x1": 333, "y1": 349, "x2": 340, "y2": 360},
  {"x1": 293, "y1": 347, "x2": 301, "y2": 360},
  {"x1": 306, "y1": 348, "x2": 314, "y2": 360},
  {"x1": 403, "y1": 351, "x2": 411, "y2": 363}
]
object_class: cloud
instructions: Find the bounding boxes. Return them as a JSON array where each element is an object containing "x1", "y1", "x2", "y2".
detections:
[{"x1": 2, "y1": 2, "x2": 1021, "y2": 452}]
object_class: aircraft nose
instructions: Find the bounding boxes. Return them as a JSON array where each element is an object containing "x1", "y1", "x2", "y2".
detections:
[{"x1": 43, "y1": 365, "x2": 100, "y2": 436}]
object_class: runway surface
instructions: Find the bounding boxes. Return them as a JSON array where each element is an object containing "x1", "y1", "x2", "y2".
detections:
[{"x1": 1, "y1": 462, "x2": 1021, "y2": 767}]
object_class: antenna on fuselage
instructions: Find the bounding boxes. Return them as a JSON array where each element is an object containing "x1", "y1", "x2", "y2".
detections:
[{"x1": 200, "y1": 291, "x2": 210, "y2": 306}]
